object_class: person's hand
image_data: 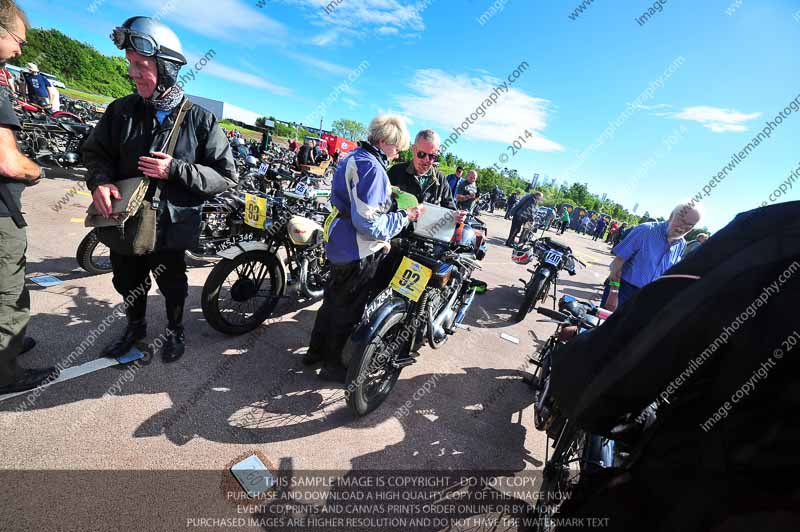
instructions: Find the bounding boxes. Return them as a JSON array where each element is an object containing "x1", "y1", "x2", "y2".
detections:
[
  {"x1": 138, "y1": 152, "x2": 174, "y2": 180},
  {"x1": 92, "y1": 184, "x2": 121, "y2": 219},
  {"x1": 455, "y1": 210, "x2": 467, "y2": 224},
  {"x1": 605, "y1": 290, "x2": 619, "y2": 312},
  {"x1": 405, "y1": 205, "x2": 424, "y2": 221}
]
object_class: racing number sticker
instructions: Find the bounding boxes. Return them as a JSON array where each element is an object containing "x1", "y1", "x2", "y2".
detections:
[
  {"x1": 390, "y1": 257, "x2": 432, "y2": 302},
  {"x1": 244, "y1": 193, "x2": 267, "y2": 229}
]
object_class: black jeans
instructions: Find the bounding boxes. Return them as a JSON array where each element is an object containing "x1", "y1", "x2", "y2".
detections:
[
  {"x1": 506, "y1": 215, "x2": 526, "y2": 245},
  {"x1": 308, "y1": 252, "x2": 387, "y2": 366},
  {"x1": 559, "y1": 221, "x2": 569, "y2": 234},
  {"x1": 110, "y1": 250, "x2": 188, "y2": 329}
]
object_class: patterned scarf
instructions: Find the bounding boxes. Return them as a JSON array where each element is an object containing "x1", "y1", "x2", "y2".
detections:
[{"x1": 148, "y1": 85, "x2": 184, "y2": 112}]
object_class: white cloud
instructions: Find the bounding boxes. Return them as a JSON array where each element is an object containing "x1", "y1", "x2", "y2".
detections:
[
  {"x1": 667, "y1": 105, "x2": 761, "y2": 133},
  {"x1": 342, "y1": 97, "x2": 358, "y2": 108},
  {"x1": 395, "y1": 69, "x2": 563, "y2": 152},
  {"x1": 200, "y1": 61, "x2": 293, "y2": 96},
  {"x1": 288, "y1": 0, "x2": 432, "y2": 45},
  {"x1": 135, "y1": 0, "x2": 288, "y2": 42},
  {"x1": 284, "y1": 51, "x2": 353, "y2": 76}
]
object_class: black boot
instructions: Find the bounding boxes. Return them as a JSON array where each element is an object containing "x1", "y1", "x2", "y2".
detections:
[
  {"x1": 161, "y1": 326, "x2": 185, "y2": 363},
  {"x1": 100, "y1": 319, "x2": 147, "y2": 359}
]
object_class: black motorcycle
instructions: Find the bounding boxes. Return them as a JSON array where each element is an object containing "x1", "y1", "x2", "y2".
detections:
[
  {"x1": 343, "y1": 210, "x2": 487, "y2": 416},
  {"x1": 510, "y1": 236, "x2": 584, "y2": 322},
  {"x1": 200, "y1": 180, "x2": 331, "y2": 335},
  {"x1": 528, "y1": 296, "x2": 654, "y2": 530}
]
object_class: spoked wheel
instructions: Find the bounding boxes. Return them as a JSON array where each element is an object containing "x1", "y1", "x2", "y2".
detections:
[
  {"x1": 516, "y1": 273, "x2": 547, "y2": 322},
  {"x1": 345, "y1": 311, "x2": 408, "y2": 417},
  {"x1": 533, "y1": 423, "x2": 588, "y2": 531},
  {"x1": 75, "y1": 230, "x2": 112, "y2": 275},
  {"x1": 201, "y1": 250, "x2": 285, "y2": 335}
]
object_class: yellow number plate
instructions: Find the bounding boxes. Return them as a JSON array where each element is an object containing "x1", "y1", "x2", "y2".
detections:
[
  {"x1": 244, "y1": 193, "x2": 268, "y2": 229},
  {"x1": 390, "y1": 257, "x2": 432, "y2": 302}
]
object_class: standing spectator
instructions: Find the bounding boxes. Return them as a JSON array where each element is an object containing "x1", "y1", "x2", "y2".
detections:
[
  {"x1": 0, "y1": 63, "x2": 15, "y2": 98},
  {"x1": 506, "y1": 190, "x2": 543, "y2": 246},
  {"x1": 682, "y1": 232, "x2": 709, "y2": 257},
  {"x1": 305, "y1": 115, "x2": 420, "y2": 382},
  {"x1": 332, "y1": 150, "x2": 340, "y2": 167},
  {"x1": 297, "y1": 140, "x2": 317, "y2": 166},
  {"x1": 558, "y1": 207, "x2": 571, "y2": 234},
  {"x1": 606, "y1": 220, "x2": 619, "y2": 243},
  {"x1": 22, "y1": 62, "x2": 50, "y2": 107},
  {"x1": 505, "y1": 191, "x2": 518, "y2": 220},
  {"x1": 579, "y1": 214, "x2": 591, "y2": 235},
  {"x1": 83, "y1": 16, "x2": 237, "y2": 362},
  {"x1": 592, "y1": 217, "x2": 607, "y2": 241},
  {"x1": 47, "y1": 83, "x2": 60, "y2": 111},
  {"x1": 489, "y1": 184, "x2": 501, "y2": 213},
  {"x1": 602, "y1": 201, "x2": 702, "y2": 311},
  {"x1": 288, "y1": 138, "x2": 298, "y2": 152},
  {"x1": 445, "y1": 166, "x2": 463, "y2": 198},
  {"x1": 455, "y1": 170, "x2": 479, "y2": 212},
  {"x1": 0, "y1": 1, "x2": 57, "y2": 394}
]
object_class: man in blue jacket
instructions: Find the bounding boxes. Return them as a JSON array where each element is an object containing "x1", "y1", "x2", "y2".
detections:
[{"x1": 305, "y1": 115, "x2": 422, "y2": 382}]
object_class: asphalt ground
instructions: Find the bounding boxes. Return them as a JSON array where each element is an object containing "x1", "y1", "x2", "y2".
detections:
[{"x1": 0, "y1": 174, "x2": 615, "y2": 531}]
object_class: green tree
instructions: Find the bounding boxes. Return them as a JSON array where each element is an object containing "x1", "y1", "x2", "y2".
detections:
[{"x1": 331, "y1": 119, "x2": 366, "y2": 141}]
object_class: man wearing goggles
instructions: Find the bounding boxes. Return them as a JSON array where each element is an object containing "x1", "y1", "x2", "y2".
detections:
[
  {"x1": 82, "y1": 16, "x2": 236, "y2": 364},
  {"x1": 387, "y1": 129, "x2": 466, "y2": 223}
]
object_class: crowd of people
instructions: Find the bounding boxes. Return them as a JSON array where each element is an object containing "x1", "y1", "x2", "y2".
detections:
[{"x1": 0, "y1": 5, "x2": 797, "y2": 530}]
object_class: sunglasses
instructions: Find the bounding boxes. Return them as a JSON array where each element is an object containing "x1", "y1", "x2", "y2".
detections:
[
  {"x1": 0, "y1": 24, "x2": 26, "y2": 48},
  {"x1": 416, "y1": 150, "x2": 439, "y2": 161}
]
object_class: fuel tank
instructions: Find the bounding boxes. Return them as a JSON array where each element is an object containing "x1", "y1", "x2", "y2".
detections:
[{"x1": 287, "y1": 216, "x2": 324, "y2": 246}]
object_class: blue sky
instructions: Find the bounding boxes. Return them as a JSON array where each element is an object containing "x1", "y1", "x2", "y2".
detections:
[{"x1": 19, "y1": 0, "x2": 800, "y2": 231}]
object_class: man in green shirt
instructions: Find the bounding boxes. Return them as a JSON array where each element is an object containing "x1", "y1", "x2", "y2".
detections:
[{"x1": 558, "y1": 207, "x2": 571, "y2": 234}]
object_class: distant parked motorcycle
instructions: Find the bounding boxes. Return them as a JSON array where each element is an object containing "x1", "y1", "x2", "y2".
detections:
[{"x1": 510, "y1": 236, "x2": 584, "y2": 322}]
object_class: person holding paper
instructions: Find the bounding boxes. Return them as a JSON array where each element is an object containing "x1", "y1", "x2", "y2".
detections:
[{"x1": 306, "y1": 115, "x2": 423, "y2": 383}]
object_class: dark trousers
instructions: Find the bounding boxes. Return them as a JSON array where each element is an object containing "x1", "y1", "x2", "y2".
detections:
[
  {"x1": 0, "y1": 218, "x2": 29, "y2": 386},
  {"x1": 559, "y1": 221, "x2": 569, "y2": 234},
  {"x1": 506, "y1": 215, "x2": 526, "y2": 245},
  {"x1": 110, "y1": 250, "x2": 188, "y2": 329},
  {"x1": 308, "y1": 252, "x2": 386, "y2": 366},
  {"x1": 504, "y1": 202, "x2": 516, "y2": 219},
  {"x1": 593, "y1": 229, "x2": 604, "y2": 241}
]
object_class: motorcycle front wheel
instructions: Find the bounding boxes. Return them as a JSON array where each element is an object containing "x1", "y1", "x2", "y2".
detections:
[
  {"x1": 75, "y1": 230, "x2": 112, "y2": 275},
  {"x1": 201, "y1": 250, "x2": 285, "y2": 335},
  {"x1": 345, "y1": 310, "x2": 408, "y2": 417},
  {"x1": 515, "y1": 273, "x2": 548, "y2": 322}
]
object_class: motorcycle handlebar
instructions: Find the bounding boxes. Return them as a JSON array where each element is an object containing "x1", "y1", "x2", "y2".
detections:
[{"x1": 536, "y1": 307, "x2": 570, "y2": 322}]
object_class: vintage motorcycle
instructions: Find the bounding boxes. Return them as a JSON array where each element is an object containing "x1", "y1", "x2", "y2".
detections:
[
  {"x1": 17, "y1": 119, "x2": 93, "y2": 168},
  {"x1": 526, "y1": 296, "x2": 656, "y2": 531},
  {"x1": 200, "y1": 180, "x2": 332, "y2": 335},
  {"x1": 511, "y1": 236, "x2": 584, "y2": 322},
  {"x1": 343, "y1": 203, "x2": 488, "y2": 416}
]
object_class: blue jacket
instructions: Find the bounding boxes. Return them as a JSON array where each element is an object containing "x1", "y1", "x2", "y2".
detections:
[{"x1": 326, "y1": 143, "x2": 408, "y2": 264}]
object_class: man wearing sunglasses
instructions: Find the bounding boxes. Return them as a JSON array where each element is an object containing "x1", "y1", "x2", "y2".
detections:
[
  {"x1": 387, "y1": 129, "x2": 465, "y2": 224},
  {"x1": 82, "y1": 16, "x2": 237, "y2": 363},
  {"x1": 0, "y1": 0, "x2": 59, "y2": 394}
]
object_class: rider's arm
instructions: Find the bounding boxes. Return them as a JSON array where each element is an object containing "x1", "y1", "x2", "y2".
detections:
[
  {"x1": 81, "y1": 100, "x2": 118, "y2": 191},
  {"x1": 350, "y1": 163, "x2": 408, "y2": 241},
  {"x1": 0, "y1": 127, "x2": 39, "y2": 183},
  {"x1": 170, "y1": 114, "x2": 238, "y2": 197}
]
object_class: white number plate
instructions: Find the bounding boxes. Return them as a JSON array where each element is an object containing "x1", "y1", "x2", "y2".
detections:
[
  {"x1": 294, "y1": 182, "x2": 308, "y2": 196},
  {"x1": 258, "y1": 162, "x2": 268, "y2": 175},
  {"x1": 544, "y1": 250, "x2": 563, "y2": 266}
]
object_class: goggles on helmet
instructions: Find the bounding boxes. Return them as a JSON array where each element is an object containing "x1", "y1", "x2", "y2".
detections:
[{"x1": 111, "y1": 27, "x2": 160, "y2": 57}]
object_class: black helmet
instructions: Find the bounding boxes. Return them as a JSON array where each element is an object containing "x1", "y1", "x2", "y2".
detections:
[{"x1": 111, "y1": 16, "x2": 187, "y2": 98}]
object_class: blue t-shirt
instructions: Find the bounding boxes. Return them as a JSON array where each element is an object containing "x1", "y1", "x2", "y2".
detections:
[
  {"x1": 613, "y1": 221, "x2": 686, "y2": 288},
  {"x1": 25, "y1": 73, "x2": 50, "y2": 98}
]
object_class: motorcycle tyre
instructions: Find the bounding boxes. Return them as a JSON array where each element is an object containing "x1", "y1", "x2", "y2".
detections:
[
  {"x1": 515, "y1": 273, "x2": 548, "y2": 323},
  {"x1": 75, "y1": 230, "x2": 113, "y2": 275}
]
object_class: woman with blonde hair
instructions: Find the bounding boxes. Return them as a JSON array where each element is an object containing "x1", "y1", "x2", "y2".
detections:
[{"x1": 305, "y1": 114, "x2": 423, "y2": 382}]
